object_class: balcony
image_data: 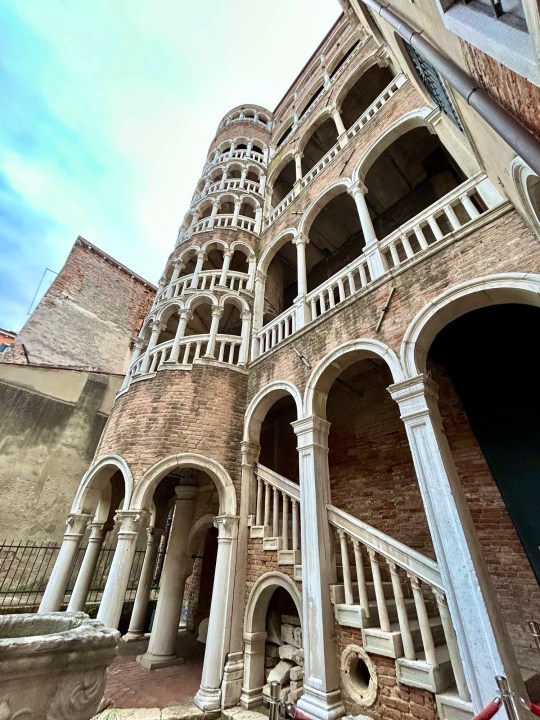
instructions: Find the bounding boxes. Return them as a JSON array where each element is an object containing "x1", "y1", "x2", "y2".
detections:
[
  {"x1": 254, "y1": 174, "x2": 506, "y2": 357},
  {"x1": 154, "y1": 269, "x2": 252, "y2": 306}
]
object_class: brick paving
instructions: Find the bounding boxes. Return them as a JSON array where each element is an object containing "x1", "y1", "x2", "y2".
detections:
[{"x1": 104, "y1": 630, "x2": 205, "y2": 709}]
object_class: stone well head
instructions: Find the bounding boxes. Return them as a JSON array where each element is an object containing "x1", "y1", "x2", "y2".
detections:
[{"x1": 0, "y1": 611, "x2": 119, "y2": 720}]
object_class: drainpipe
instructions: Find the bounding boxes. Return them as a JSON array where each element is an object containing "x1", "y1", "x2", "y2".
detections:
[{"x1": 357, "y1": 0, "x2": 540, "y2": 176}]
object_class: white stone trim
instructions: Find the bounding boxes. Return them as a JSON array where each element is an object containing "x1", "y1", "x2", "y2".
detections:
[
  {"x1": 72, "y1": 454, "x2": 134, "y2": 516},
  {"x1": 303, "y1": 338, "x2": 404, "y2": 418},
  {"x1": 243, "y1": 380, "x2": 303, "y2": 444},
  {"x1": 131, "y1": 453, "x2": 237, "y2": 516},
  {"x1": 401, "y1": 272, "x2": 540, "y2": 377},
  {"x1": 297, "y1": 178, "x2": 353, "y2": 237},
  {"x1": 511, "y1": 156, "x2": 540, "y2": 234}
]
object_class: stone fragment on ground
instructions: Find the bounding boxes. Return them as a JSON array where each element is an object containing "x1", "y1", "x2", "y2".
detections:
[{"x1": 267, "y1": 659, "x2": 294, "y2": 684}]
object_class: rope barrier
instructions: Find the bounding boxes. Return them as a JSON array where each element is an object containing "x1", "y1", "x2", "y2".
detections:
[{"x1": 472, "y1": 697, "x2": 502, "y2": 720}]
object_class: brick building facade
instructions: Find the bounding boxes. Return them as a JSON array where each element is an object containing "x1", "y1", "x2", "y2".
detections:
[{"x1": 36, "y1": 5, "x2": 540, "y2": 720}]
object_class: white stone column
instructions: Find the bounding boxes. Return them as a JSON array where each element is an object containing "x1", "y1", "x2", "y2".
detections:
[
  {"x1": 123, "y1": 526, "x2": 164, "y2": 642},
  {"x1": 169, "y1": 310, "x2": 192, "y2": 364},
  {"x1": 259, "y1": 173, "x2": 267, "y2": 196},
  {"x1": 219, "y1": 172, "x2": 227, "y2": 191},
  {"x1": 140, "y1": 321, "x2": 164, "y2": 374},
  {"x1": 388, "y1": 375, "x2": 527, "y2": 717},
  {"x1": 347, "y1": 182, "x2": 386, "y2": 280},
  {"x1": 209, "y1": 201, "x2": 220, "y2": 228},
  {"x1": 166, "y1": 261, "x2": 183, "y2": 299},
  {"x1": 204, "y1": 305, "x2": 224, "y2": 359},
  {"x1": 294, "y1": 152, "x2": 303, "y2": 182},
  {"x1": 232, "y1": 199, "x2": 241, "y2": 227},
  {"x1": 195, "y1": 515, "x2": 239, "y2": 711},
  {"x1": 292, "y1": 417, "x2": 344, "y2": 720},
  {"x1": 293, "y1": 233, "x2": 311, "y2": 329},
  {"x1": 331, "y1": 107, "x2": 347, "y2": 137},
  {"x1": 219, "y1": 249, "x2": 233, "y2": 287},
  {"x1": 188, "y1": 211, "x2": 200, "y2": 239},
  {"x1": 97, "y1": 510, "x2": 147, "y2": 629},
  {"x1": 190, "y1": 251, "x2": 206, "y2": 289},
  {"x1": 250, "y1": 271, "x2": 266, "y2": 359},
  {"x1": 224, "y1": 441, "x2": 259, "y2": 708},
  {"x1": 254, "y1": 207, "x2": 263, "y2": 234},
  {"x1": 38, "y1": 512, "x2": 92, "y2": 613},
  {"x1": 246, "y1": 256, "x2": 257, "y2": 292},
  {"x1": 67, "y1": 522, "x2": 107, "y2": 612},
  {"x1": 238, "y1": 310, "x2": 252, "y2": 366},
  {"x1": 121, "y1": 337, "x2": 145, "y2": 390},
  {"x1": 152, "y1": 277, "x2": 167, "y2": 308},
  {"x1": 138, "y1": 487, "x2": 197, "y2": 669},
  {"x1": 240, "y1": 167, "x2": 248, "y2": 189}
]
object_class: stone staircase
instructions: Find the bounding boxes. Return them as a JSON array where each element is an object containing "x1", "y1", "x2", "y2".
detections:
[{"x1": 249, "y1": 464, "x2": 474, "y2": 720}]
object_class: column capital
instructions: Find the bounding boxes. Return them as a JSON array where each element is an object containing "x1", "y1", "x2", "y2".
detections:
[
  {"x1": 178, "y1": 308, "x2": 192, "y2": 321},
  {"x1": 151, "y1": 319, "x2": 166, "y2": 333},
  {"x1": 65, "y1": 512, "x2": 93, "y2": 537},
  {"x1": 241, "y1": 440, "x2": 260, "y2": 466},
  {"x1": 87, "y1": 522, "x2": 106, "y2": 540},
  {"x1": 292, "y1": 415, "x2": 331, "y2": 448},
  {"x1": 146, "y1": 525, "x2": 163, "y2": 542},
  {"x1": 241, "y1": 309, "x2": 251, "y2": 322},
  {"x1": 223, "y1": 248, "x2": 234, "y2": 258},
  {"x1": 255, "y1": 269, "x2": 267, "y2": 283},
  {"x1": 174, "y1": 484, "x2": 198, "y2": 502},
  {"x1": 292, "y1": 231, "x2": 309, "y2": 247},
  {"x1": 172, "y1": 259, "x2": 185, "y2": 270},
  {"x1": 211, "y1": 304, "x2": 224, "y2": 318},
  {"x1": 197, "y1": 250, "x2": 207, "y2": 260},
  {"x1": 133, "y1": 337, "x2": 145, "y2": 351},
  {"x1": 387, "y1": 374, "x2": 439, "y2": 420},
  {"x1": 214, "y1": 514, "x2": 240, "y2": 540},
  {"x1": 114, "y1": 509, "x2": 147, "y2": 536},
  {"x1": 348, "y1": 180, "x2": 368, "y2": 196}
]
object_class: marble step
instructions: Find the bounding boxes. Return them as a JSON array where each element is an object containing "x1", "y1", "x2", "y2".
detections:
[{"x1": 396, "y1": 644, "x2": 455, "y2": 694}]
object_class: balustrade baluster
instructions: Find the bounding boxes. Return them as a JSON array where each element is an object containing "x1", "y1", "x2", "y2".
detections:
[
  {"x1": 311, "y1": 299, "x2": 317, "y2": 318},
  {"x1": 292, "y1": 500, "x2": 299, "y2": 552},
  {"x1": 228, "y1": 342, "x2": 235, "y2": 364},
  {"x1": 444, "y1": 203, "x2": 461, "y2": 230},
  {"x1": 264, "y1": 482, "x2": 271, "y2": 527},
  {"x1": 319, "y1": 293, "x2": 326, "y2": 314},
  {"x1": 460, "y1": 193, "x2": 480, "y2": 220},
  {"x1": 256, "y1": 476, "x2": 263, "y2": 526},
  {"x1": 388, "y1": 561, "x2": 415, "y2": 660},
  {"x1": 328, "y1": 287, "x2": 335, "y2": 309},
  {"x1": 194, "y1": 341, "x2": 202, "y2": 360},
  {"x1": 427, "y1": 215, "x2": 444, "y2": 240},
  {"x1": 337, "y1": 278, "x2": 346, "y2": 302},
  {"x1": 347, "y1": 272, "x2": 356, "y2": 295},
  {"x1": 368, "y1": 549, "x2": 390, "y2": 632},
  {"x1": 389, "y1": 242, "x2": 400, "y2": 268},
  {"x1": 338, "y1": 530, "x2": 354, "y2": 606},
  {"x1": 413, "y1": 224, "x2": 429, "y2": 250},
  {"x1": 182, "y1": 343, "x2": 191, "y2": 364},
  {"x1": 358, "y1": 264, "x2": 368, "y2": 287},
  {"x1": 277, "y1": 322, "x2": 283, "y2": 344},
  {"x1": 218, "y1": 342, "x2": 225, "y2": 362},
  {"x1": 409, "y1": 574, "x2": 437, "y2": 666},
  {"x1": 282, "y1": 494, "x2": 289, "y2": 551},
  {"x1": 352, "y1": 539, "x2": 369, "y2": 619},
  {"x1": 272, "y1": 487, "x2": 280, "y2": 538},
  {"x1": 271, "y1": 327, "x2": 277, "y2": 348},
  {"x1": 149, "y1": 352, "x2": 159, "y2": 373},
  {"x1": 401, "y1": 233, "x2": 415, "y2": 259},
  {"x1": 434, "y1": 590, "x2": 470, "y2": 701}
]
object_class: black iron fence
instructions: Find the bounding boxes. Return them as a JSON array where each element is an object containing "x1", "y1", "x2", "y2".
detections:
[{"x1": 0, "y1": 540, "x2": 146, "y2": 609}]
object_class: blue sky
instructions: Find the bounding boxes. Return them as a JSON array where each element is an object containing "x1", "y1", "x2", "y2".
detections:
[{"x1": 0, "y1": 1, "x2": 341, "y2": 332}]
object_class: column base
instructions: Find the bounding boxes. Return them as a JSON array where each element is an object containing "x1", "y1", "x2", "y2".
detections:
[
  {"x1": 122, "y1": 631, "x2": 147, "y2": 643},
  {"x1": 297, "y1": 686, "x2": 344, "y2": 720},
  {"x1": 194, "y1": 685, "x2": 221, "y2": 711},
  {"x1": 137, "y1": 652, "x2": 184, "y2": 670},
  {"x1": 240, "y1": 687, "x2": 264, "y2": 710}
]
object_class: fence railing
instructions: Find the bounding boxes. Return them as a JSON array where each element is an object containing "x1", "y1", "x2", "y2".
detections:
[{"x1": 0, "y1": 540, "x2": 146, "y2": 609}]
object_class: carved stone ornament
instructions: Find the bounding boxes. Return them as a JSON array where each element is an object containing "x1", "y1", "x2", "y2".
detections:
[{"x1": 0, "y1": 612, "x2": 119, "y2": 720}]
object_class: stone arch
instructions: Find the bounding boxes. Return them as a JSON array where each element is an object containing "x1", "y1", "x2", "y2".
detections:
[
  {"x1": 230, "y1": 240, "x2": 255, "y2": 261},
  {"x1": 244, "y1": 571, "x2": 302, "y2": 634},
  {"x1": 189, "y1": 513, "x2": 215, "y2": 556},
  {"x1": 244, "y1": 381, "x2": 303, "y2": 445},
  {"x1": 304, "y1": 339, "x2": 404, "y2": 418},
  {"x1": 156, "y1": 300, "x2": 187, "y2": 324},
  {"x1": 401, "y1": 273, "x2": 540, "y2": 378},
  {"x1": 201, "y1": 239, "x2": 227, "y2": 256},
  {"x1": 326, "y1": 33, "x2": 362, "y2": 77},
  {"x1": 275, "y1": 118, "x2": 295, "y2": 148},
  {"x1": 298, "y1": 106, "x2": 335, "y2": 155},
  {"x1": 511, "y1": 156, "x2": 540, "y2": 234},
  {"x1": 72, "y1": 454, "x2": 134, "y2": 517},
  {"x1": 352, "y1": 107, "x2": 434, "y2": 182},
  {"x1": 185, "y1": 291, "x2": 219, "y2": 313},
  {"x1": 334, "y1": 54, "x2": 386, "y2": 110},
  {"x1": 267, "y1": 150, "x2": 296, "y2": 188},
  {"x1": 219, "y1": 292, "x2": 250, "y2": 313},
  {"x1": 297, "y1": 79, "x2": 325, "y2": 119},
  {"x1": 178, "y1": 245, "x2": 202, "y2": 266},
  {"x1": 131, "y1": 453, "x2": 237, "y2": 516},
  {"x1": 258, "y1": 228, "x2": 298, "y2": 276},
  {"x1": 298, "y1": 178, "x2": 352, "y2": 237}
]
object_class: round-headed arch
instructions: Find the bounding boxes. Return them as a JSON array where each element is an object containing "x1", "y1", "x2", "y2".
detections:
[
  {"x1": 298, "y1": 178, "x2": 352, "y2": 238},
  {"x1": 244, "y1": 571, "x2": 302, "y2": 635},
  {"x1": 244, "y1": 380, "x2": 303, "y2": 445},
  {"x1": 258, "y1": 228, "x2": 298, "y2": 276},
  {"x1": 131, "y1": 453, "x2": 237, "y2": 516},
  {"x1": 352, "y1": 106, "x2": 434, "y2": 183},
  {"x1": 401, "y1": 273, "x2": 540, "y2": 378},
  {"x1": 72, "y1": 454, "x2": 134, "y2": 517},
  {"x1": 304, "y1": 339, "x2": 404, "y2": 418}
]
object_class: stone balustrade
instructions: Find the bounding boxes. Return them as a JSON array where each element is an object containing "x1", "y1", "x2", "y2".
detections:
[
  {"x1": 193, "y1": 177, "x2": 262, "y2": 203},
  {"x1": 255, "y1": 305, "x2": 296, "y2": 354},
  {"x1": 155, "y1": 270, "x2": 251, "y2": 305}
]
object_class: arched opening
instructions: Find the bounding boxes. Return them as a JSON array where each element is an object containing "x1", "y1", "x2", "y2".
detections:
[
  {"x1": 240, "y1": 200, "x2": 257, "y2": 220},
  {"x1": 428, "y1": 303, "x2": 540, "y2": 673},
  {"x1": 202, "y1": 247, "x2": 224, "y2": 271},
  {"x1": 218, "y1": 301, "x2": 242, "y2": 336},
  {"x1": 179, "y1": 251, "x2": 198, "y2": 278},
  {"x1": 329, "y1": 39, "x2": 360, "y2": 79},
  {"x1": 199, "y1": 202, "x2": 213, "y2": 220},
  {"x1": 252, "y1": 143, "x2": 264, "y2": 156},
  {"x1": 271, "y1": 158, "x2": 296, "y2": 207},
  {"x1": 305, "y1": 191, "x2": 363, "y2": 296},
  {"x1": 325, "y1": 355, "x2": 433, "y2": 557},
  {"x1": 526, "y1": 173, "x2": 540, "y2": 224},
  {"x1": 301, "y1": 117, "x2": 339, "y2": 175},
  {"x1": 242, "y1": 575, "x2": 303, "y2": 708},
  {"x1": 182, "y1": 524, "x2": 218, "y2": 640},
  {"x1": 259, "y1": 395, "x2": 299, "y2": 482},
  {"x1": 339, "y1": 64, "x2": 394, "y2": 129},
  {"x1": 157, "y1": 307, "x2": 180, "y2": 346},
  {"x1": 263, "y1": 239, "x2": 297, "y2": 322},
  {"x1": 227, "y1": 164, "x2": 242, "y2": 180},
  {"x1": 364, "y1": 126, "x2": 467, "y2": 241},
  {"x1": 299, "y1": 83, "x2": 324, "y2": 120},
  {"x1": 230, "y1": 247, "x2": 249, "y2": 273},
  {"x1": 276, "y1": 123, "x2": 294, "y2": 148},
  {"x1": 185, "y1": 300, "x2": 212, "y2": 338},
  {"x1": 219, "y1": 197, "x2": 235, "y2": 216}
]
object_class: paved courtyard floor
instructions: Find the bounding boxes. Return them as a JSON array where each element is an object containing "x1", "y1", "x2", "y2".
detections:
[{"x1": 103, "y1": 630, "x2": 205, "y2": 709}]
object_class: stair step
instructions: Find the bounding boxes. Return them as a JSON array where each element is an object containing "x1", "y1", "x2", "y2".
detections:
[
  {"x1": 362, "y1": 616, "x2": 445, "y2": 658},
  {"x1": 293, "y1": 565, "x2": 302, "y2": 581},
  {"x1": 396, "y1": 644, "x2": 455, "y2": 694},
  {"x1": 435, "y1": 688, "x2": 473, "y2": 720},
  {"x1": 333, "y1": 597, "x2": 417, "y2": 629},
  {"x1": 330, "y1": 580, "x2": 393, "y2": 604}
]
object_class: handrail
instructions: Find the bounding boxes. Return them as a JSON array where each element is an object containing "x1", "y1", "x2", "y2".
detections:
[
  {"x1": 256, "y1": 464, "x2": 300, "y2": 501},
  {"x1": 327, "y1": 504, "x2": 443, "y2": 591}
]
